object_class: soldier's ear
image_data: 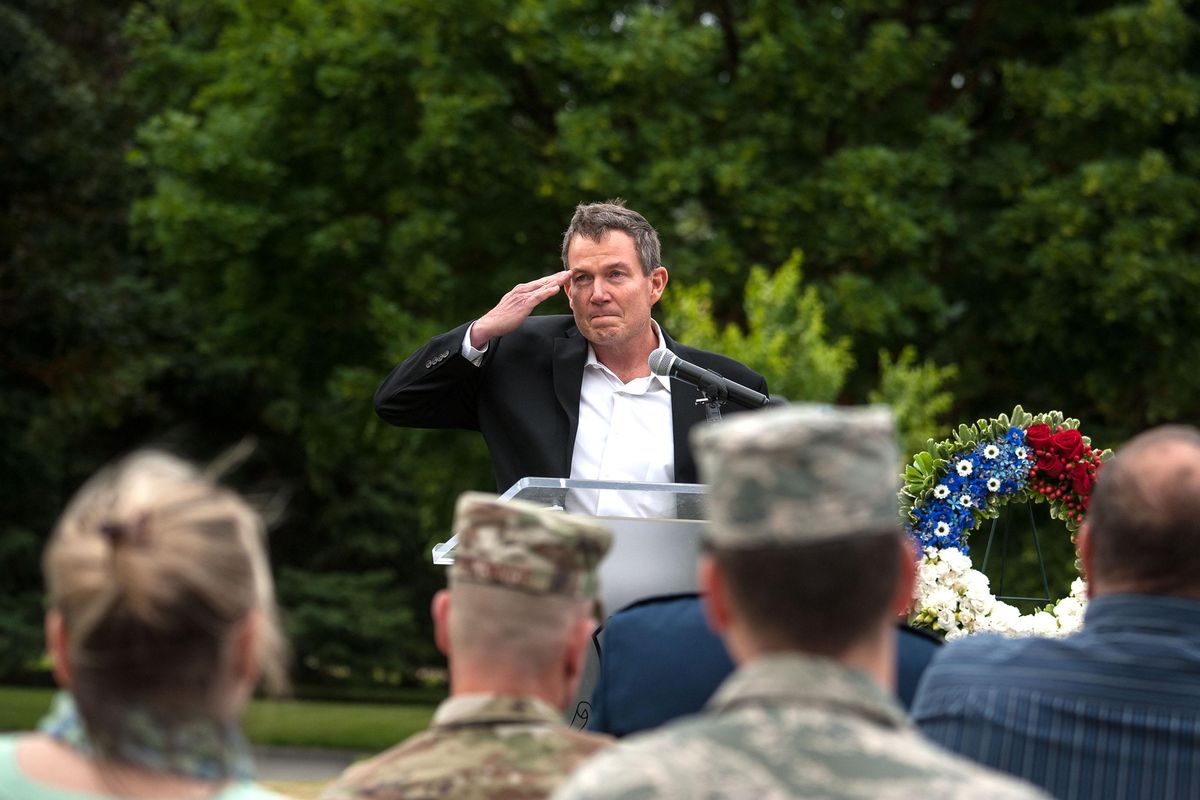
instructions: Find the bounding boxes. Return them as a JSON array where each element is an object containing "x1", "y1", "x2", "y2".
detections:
[
  {"x1": 698, "y1": 556, "x2": 730, "y2": 635},
  {"x1": 431, "y1": 590, "x2": 452, "y2": 657},
  {"x1": 563, "y1": 609, "x2": 593, "y2": 692},
  {"x1": 890, "y1": 537, "x2": 917, "y2": 618}
]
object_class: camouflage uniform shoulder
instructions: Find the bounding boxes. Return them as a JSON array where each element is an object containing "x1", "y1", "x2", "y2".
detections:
[
  {"x1": 552, "y1": 702, "x2": 1047, "y2": 800},
  {"x1": 322, "y1": 720, "x2": 611, "y2": 800}
]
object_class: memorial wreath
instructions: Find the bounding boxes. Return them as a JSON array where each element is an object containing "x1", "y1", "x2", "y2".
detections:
[{"x1": 900, "y1": 406, "x2": 1112, "y2": 639}]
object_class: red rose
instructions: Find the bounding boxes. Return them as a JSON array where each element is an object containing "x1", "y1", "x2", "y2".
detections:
[
  {"x1": 1071, "y1": 467, "x2": 1093, "y2": 496},
  {"x1": 1025, "y1": 423, "x2": 1053, "y2": 452},
  {"x1": 1053, "y1": 429, "x2": 1084, "y2": 461},
  {"x1": 1037, "y1": 452, "x2": 1065, "y2": 480}
]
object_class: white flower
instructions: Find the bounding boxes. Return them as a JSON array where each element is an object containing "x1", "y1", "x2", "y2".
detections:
[
  {"x1": 1070, "y1": 578, "x2": 1088, "y2": 601},
  {"x1": 986, "y1": 477, "x2": 1001, "y2": 492},
  {"x1": 986, "y1": 602, "x2": 1022, "y2": 635},
  {"x1": 917, "y1": 565, "x2": 941, "y2": 592},
  {"x1": 958, "y1": 494, "x2": 973, "y2": 508},
  {"x1": 942, "y1": 548, "x2": 972, "y2": 572},
  {"x1": 956, "y1": 459, "x2": 973, "y2": 476},
  {"x1": 926, "y1": 587, "x2": 958, "y2": 612},
  {"x1": 983, "y1": 444, "x2": 1000, "y2": 459},
  {"x1": 963, "y1": 569, "x2": 992, "y2": 596},
  {"x1": 912, "y1": 542, "x2": 1091, "y2": 640},
  {"x1": 1015, "y1": 446, "x2": 1027, "y2": 459},
  {"x1": 933, "y1": 484, "x2": 950, "y2": 499},
  {"x1": 935, "y1": 521, "x2": 951, "y2": 537},
  {"x1": 1053, "y1": 597, "x2": 1084, "y2": 624},
  {"x1": 1057, "y1": 612, "x2": 1085, "y2": 635},
  {"x1": 1031, "y1": 611, "x2": 1059, "y2": 637}
]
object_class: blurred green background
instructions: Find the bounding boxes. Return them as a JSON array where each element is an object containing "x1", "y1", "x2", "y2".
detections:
[{"x1": 4, "y1": 0, "x2": 1199, "y2": 693}]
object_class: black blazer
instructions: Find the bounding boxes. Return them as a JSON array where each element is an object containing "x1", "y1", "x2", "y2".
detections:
[{"x1": 374, "y1": 315, "x2": 769, "y2": 491}]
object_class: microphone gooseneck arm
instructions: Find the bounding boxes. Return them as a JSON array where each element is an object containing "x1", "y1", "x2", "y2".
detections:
[{"x1": 648, "y1": 348, "x2": 772, "y2": 410}]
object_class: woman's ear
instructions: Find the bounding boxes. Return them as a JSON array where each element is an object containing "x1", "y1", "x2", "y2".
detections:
[
  {"x1": 46, "y1": 610, "x2": 73, "y2": 688},
  {"x1": 234, "y1": 610, "x2": 262, "y2": 687}
]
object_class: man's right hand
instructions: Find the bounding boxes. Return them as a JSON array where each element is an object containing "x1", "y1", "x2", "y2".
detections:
[{"x1": 470, "y1": 272, "x2": 570, "y2": 349}]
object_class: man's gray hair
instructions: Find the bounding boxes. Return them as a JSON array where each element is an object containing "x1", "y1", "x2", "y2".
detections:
[{"x1": 561, "y1": 199, "x2": 662, "y2": 276}]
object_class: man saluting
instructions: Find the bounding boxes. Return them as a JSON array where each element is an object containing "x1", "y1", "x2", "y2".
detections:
[{"x1": 374, "y1": 200, "x2": 768, "y2": 500}]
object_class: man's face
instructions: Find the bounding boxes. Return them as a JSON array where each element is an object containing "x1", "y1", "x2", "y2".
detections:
[{"x1": 565, "y1": 230, "x2": 667, "y2": 349}]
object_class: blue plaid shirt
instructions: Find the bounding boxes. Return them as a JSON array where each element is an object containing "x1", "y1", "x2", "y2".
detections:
[{"x1": 912, "y1": 594, "x2": 1200, "y2": 800}]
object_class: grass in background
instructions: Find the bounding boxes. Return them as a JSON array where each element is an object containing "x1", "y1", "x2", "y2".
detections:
[
  {"x1": 0, "y1": 687, "x2": 55, "y2": 732},
  {"x1": 0, "y1": 687, "x2": 437, "y2": 752},
  {"x1": 243, "y1": 698, "x2": 435, "y2": 751}
]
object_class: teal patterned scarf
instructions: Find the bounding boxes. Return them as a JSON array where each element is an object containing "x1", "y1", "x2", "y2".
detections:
[{"x1": 38, "y1": 692, "x2": 255, "y2": 781}]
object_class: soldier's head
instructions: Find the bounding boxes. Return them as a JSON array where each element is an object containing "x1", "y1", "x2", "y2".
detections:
[
  {"x1": 691, "y1": 405, "x2": 913, "y2": 668},
  {"x1": 433, "y1": 493, "x2": 612, "y2": 708},
  {"x1": 1079, "y1": 425, "x2": 1200, "y2": 598}
]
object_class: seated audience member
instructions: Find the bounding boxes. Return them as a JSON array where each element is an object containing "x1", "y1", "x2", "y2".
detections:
[
  {"x1": 587, "y1": 594, "x2": 736, "y2": 738},
  {"x1": 555, "y1": 405, "x2": 1045, "y2": 799},
  {"x1": 587, "y1": 595, "x2": 941, "y2": 738},
  {"x1": 322, "y1": 493, "x2": 614, "y2": 800},
  {"x1": 0, "y1": 451, "x2": 291, "y2": 800},
  {"x1": 913, "y1": 425, "x2": 1200, "y2": 800}
]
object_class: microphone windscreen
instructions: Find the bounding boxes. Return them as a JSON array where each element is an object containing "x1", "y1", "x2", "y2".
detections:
[{"x1": 647, "y1": 348, "x2": 675, "y2": 376}]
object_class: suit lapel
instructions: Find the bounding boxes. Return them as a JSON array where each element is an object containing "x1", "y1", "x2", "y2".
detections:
[
  {"x1": 553, "y1": 327, "x2": 588, "y2": 477},
  {"x1": 664, "y1": 332, "x2": 708, "y2": 484}
]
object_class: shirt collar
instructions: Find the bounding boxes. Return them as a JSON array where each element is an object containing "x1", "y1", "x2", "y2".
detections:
[
  {"x1": 706, "y1": 652, "x2": 909, "y2": 731},
  {"x1": 583, "y1": 320, "x2": 671, "y2": 392},
  {"x1": 432, "y1": 694, "x2": 564, "y2": 728}
]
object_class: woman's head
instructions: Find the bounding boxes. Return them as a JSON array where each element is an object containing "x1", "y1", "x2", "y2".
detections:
[{"x1": 42, "y1": 450, "x2": 287, "y2": 732}]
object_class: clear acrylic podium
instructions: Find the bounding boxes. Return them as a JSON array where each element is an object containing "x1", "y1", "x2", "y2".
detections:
[{"x1": 433, "y1": 477, "x2": 709, "y2": 615}]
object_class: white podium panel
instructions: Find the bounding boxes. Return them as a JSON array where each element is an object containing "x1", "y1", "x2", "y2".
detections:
[{"x1": 432, "y1": 477, "x2": 708, "y2": 615}]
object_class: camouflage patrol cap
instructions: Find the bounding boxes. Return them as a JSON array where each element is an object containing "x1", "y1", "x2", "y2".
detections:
[
  {"x1": 449, "y1": 493, "x2": 613, "y2": 598},
  {"x1": 692, "y1": 404, "x2": 901, "y2": 548}
]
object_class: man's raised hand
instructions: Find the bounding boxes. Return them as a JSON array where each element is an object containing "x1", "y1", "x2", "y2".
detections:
[{"x1": 470, "y1": 272, "x2": 570, "y2": 349}]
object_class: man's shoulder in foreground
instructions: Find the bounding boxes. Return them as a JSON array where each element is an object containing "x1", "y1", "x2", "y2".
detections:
[
  {"x1": 322, "y1": 714, "x2": 610, "y2": 800},
  {"x1": 553, "y1": 691, "x2": 1045, "y2": 800},
  {"x1": 917, "y1": 595, "x2": 1200, "y2": 703}
]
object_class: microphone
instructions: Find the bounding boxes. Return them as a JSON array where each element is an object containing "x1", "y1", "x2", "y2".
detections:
[{"x1": 648, "y1": 348, "x2": 772, "y2": 410}]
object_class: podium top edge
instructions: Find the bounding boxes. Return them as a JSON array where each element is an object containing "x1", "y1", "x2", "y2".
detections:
[{"x1": 499, "y1": 477, "x2": 705, "y2": 500}]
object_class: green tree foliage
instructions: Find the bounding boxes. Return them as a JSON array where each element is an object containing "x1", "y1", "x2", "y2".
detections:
[
  {"x1": 870, "y1": 347, "x2": 959, "y2": 458},
  {"x1": 664, "y1": 251, "x2": 854, "y2": 404},
  {"x1": 1, "y1": 0, "x2": 151, "y2": 678},
  {"x1": 665, "y1": 250, "x2": 956, "y2": 453}
]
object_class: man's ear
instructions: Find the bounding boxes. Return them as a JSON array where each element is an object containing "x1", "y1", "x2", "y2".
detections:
[
  {"x1": 431, "y1": 590, "x2": 452, "y2": 657},
  {"x1": 649, "y1": 266, "x2": 668, "y2": 305},
  {"x1": 891, "y1": 538, "x2": 917, "y2": 618},
  {"x1": 46, "y1": 611, "x2": 72, "y2": 688},
  {"x1": 698, "y1": 555, "x2": 731, "y2": 636},
  {"x1": 1077, "y1": 523, "x2": 1095, "y2": 598}
]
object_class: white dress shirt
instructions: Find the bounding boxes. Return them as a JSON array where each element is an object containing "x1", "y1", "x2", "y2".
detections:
[{"x1": 462, "y1": 321, "x2": 676, "y2": 517}]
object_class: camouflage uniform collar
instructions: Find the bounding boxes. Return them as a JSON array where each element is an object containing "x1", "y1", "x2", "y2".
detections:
[
  {"x1": 432, "y1": 694, "x2": 564, "y2": 728},
  {"x1": 706, "y1": 653, "x2": 909, "y2": 730}
]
